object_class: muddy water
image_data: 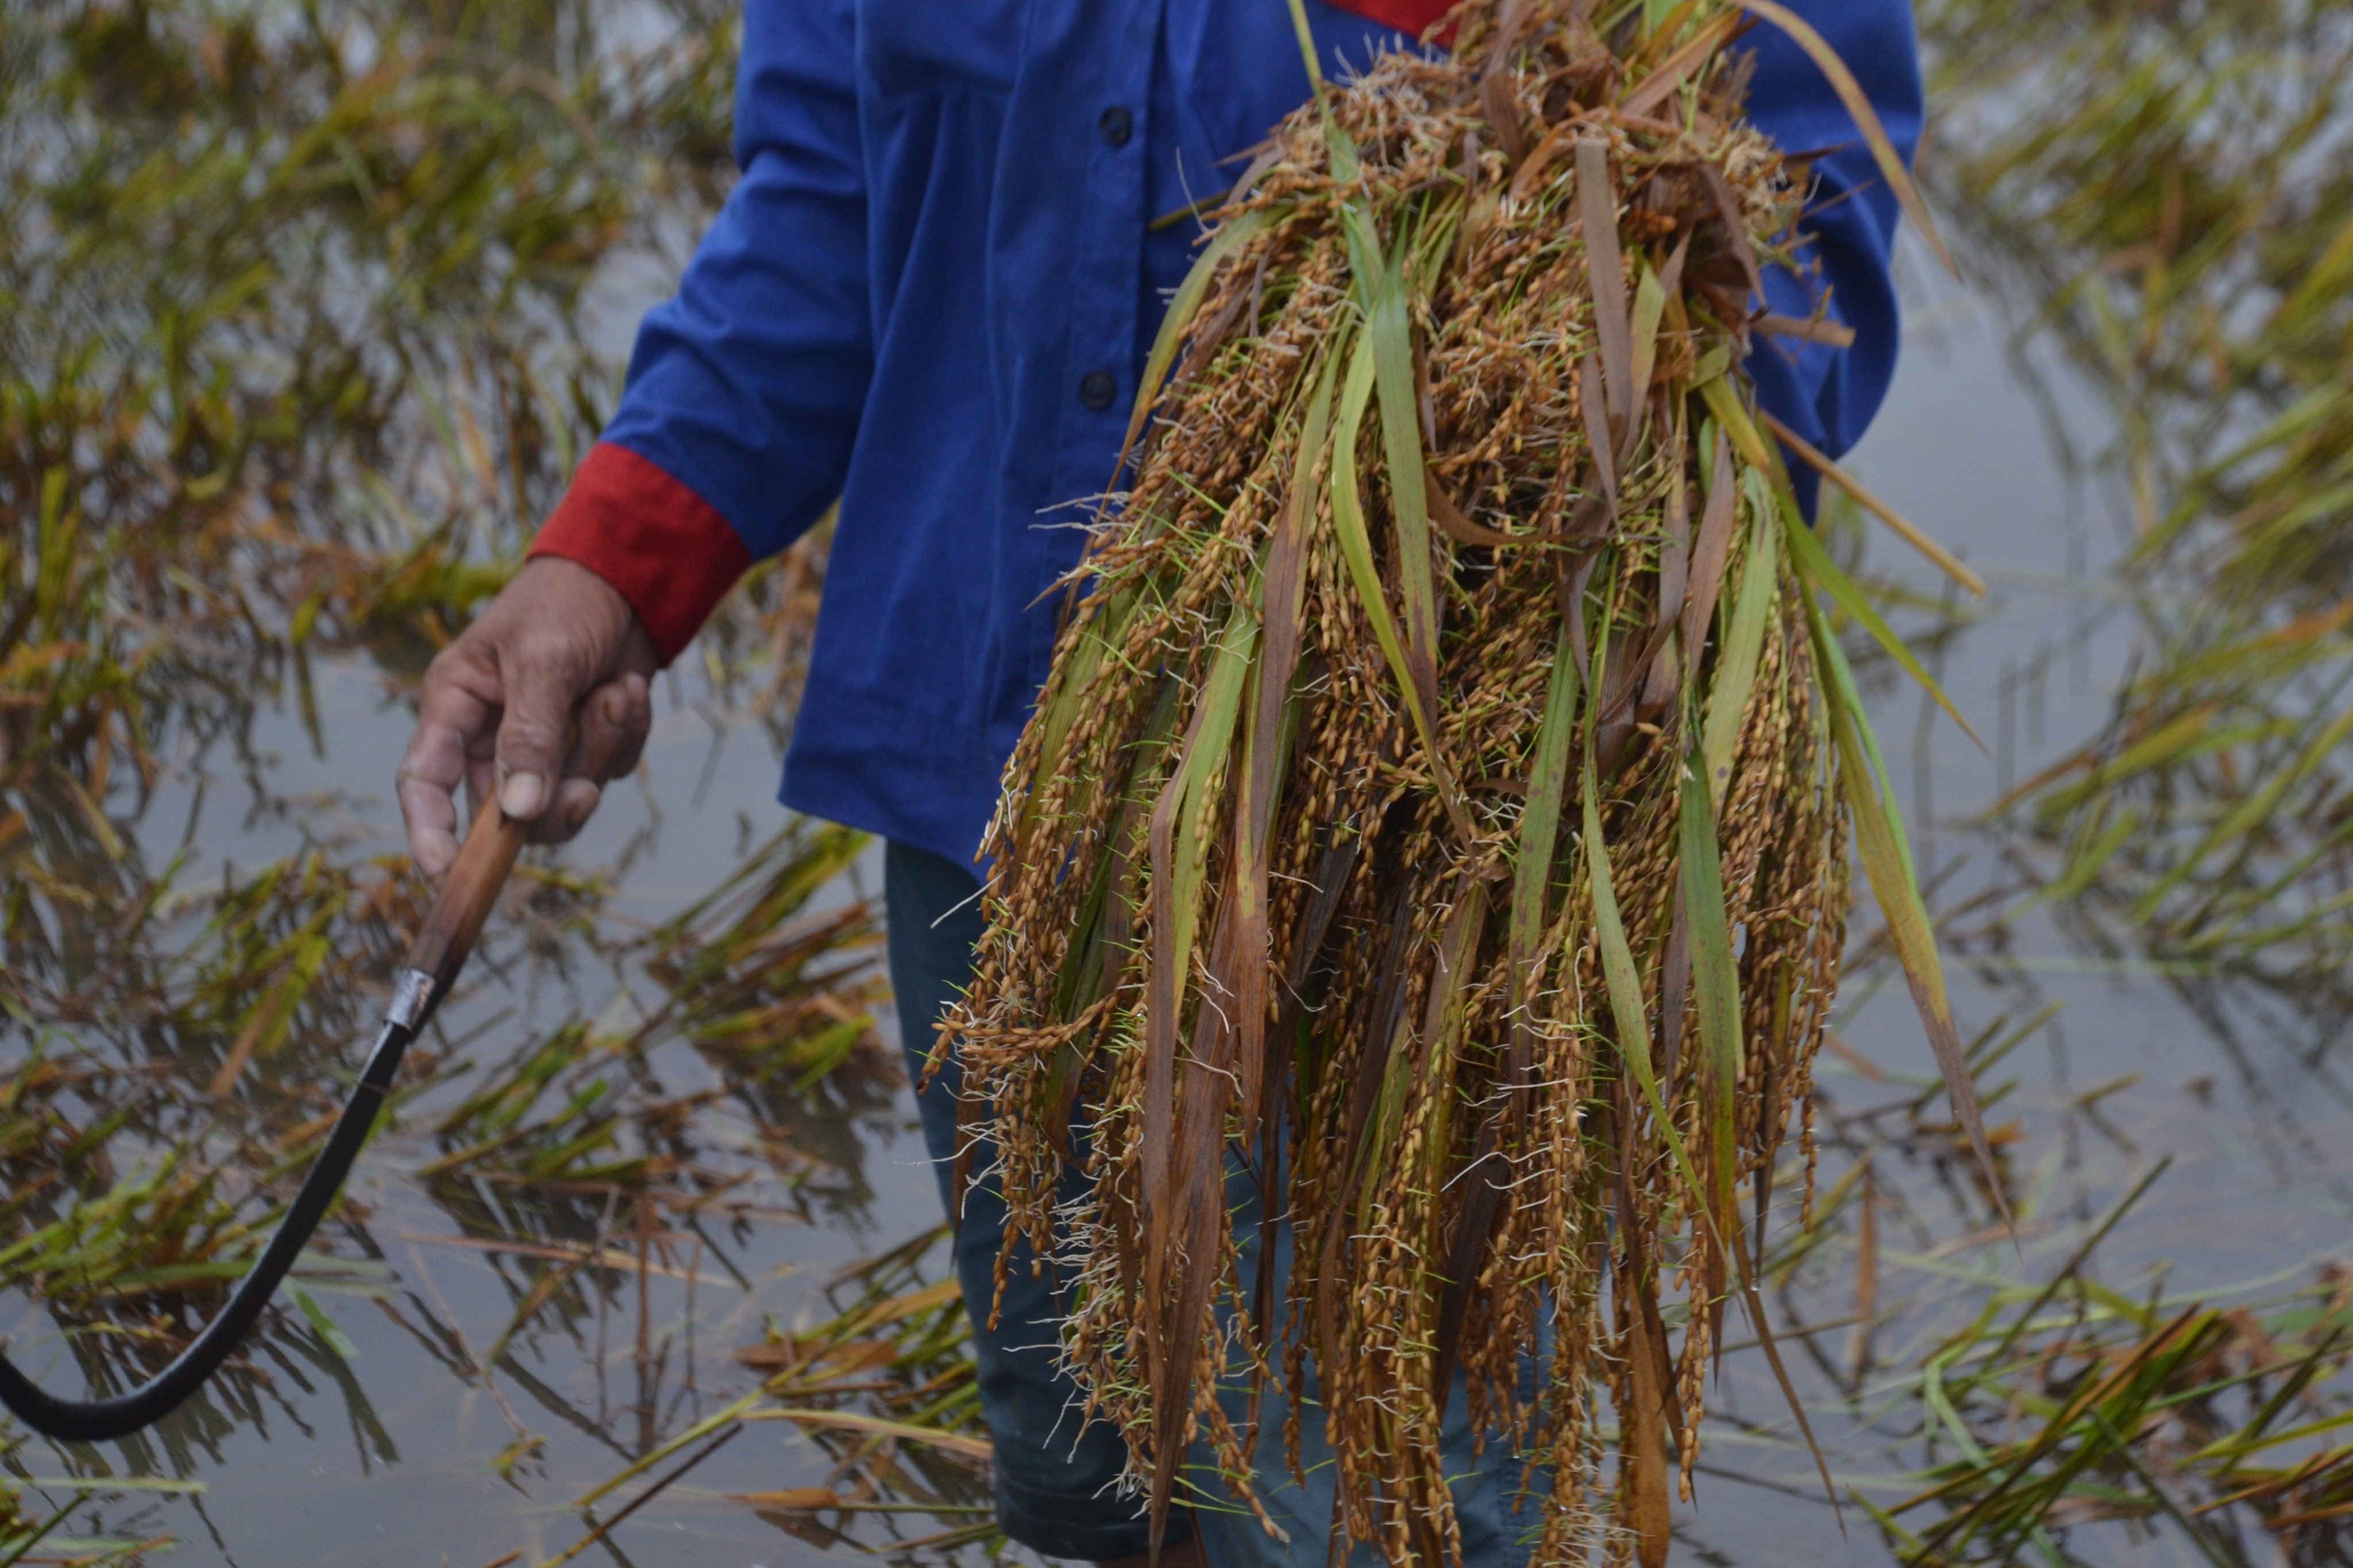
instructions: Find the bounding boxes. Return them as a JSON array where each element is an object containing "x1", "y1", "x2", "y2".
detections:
[{"x1": 9, "y1": 180, "x2": 2350, "y2": 1568}]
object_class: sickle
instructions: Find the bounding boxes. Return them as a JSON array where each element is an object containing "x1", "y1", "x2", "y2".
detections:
[{"x1": 0, "y1": 790, "x2": 530, "y2": 1442}]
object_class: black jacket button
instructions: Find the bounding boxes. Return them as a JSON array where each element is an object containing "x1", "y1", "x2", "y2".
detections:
[
  {"x1": 1079, "y1": 370, "x2": 1117, "y2": 410},
  {"x1": 1098, "y1": 106, "x2": 1133, "y2": 148}
]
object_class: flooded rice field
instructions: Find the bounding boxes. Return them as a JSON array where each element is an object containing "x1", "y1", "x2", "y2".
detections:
[{"x1": 9, "y1": 1, "x2": 2353, "y2": 1564}]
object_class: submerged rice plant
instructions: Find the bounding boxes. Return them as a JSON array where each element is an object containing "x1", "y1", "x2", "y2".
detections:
[
  {"x1": 0, "y1": 11, "x2": 884, "y2": 1542},
  {"x1": 1928, "y1": 0, "x2": 2353, "y2": 980},
  {"x1": 946, "y1": 2, "x2": 1984, "y2": 1558},
  {"x1": 421, "y1": 820, "x2": 890, "y2": 1199},
  {"x1": 1874, "y1": 1254, "x2": 2353, "y2": 1564},
  {"x1": 560, "y1": 1225, "x2": 996, "y2": 1559}
]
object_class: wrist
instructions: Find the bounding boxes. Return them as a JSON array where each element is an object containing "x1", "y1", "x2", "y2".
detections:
[
  {"x1": 506, "y1": 556, "x2": 657, "y2": 673},
  {"x1": 529, "y1": 442, "x2": 752, "y2": 664}
]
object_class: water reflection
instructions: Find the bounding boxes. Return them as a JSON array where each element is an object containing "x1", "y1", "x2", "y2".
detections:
[
  {"x1": 1929, "y1": 0, "x2": 2353, "y2": 978},
  {"x1": 0, "y1": 0, "x2": 968, "y2": 1560}
]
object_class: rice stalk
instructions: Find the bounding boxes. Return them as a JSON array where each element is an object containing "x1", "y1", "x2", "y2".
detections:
[{"x1": 942, "y1": 2, "x2": 1975, "y2": 1559}]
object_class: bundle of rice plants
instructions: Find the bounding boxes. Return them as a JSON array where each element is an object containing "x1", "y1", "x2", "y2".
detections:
[{"x1": 943, "y1": 1, "x2": 1989, "y2": 1559}]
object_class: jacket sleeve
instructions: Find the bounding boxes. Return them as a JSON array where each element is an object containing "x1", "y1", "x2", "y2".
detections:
[
  {"x1": 1739, "y1": 0, "x2": 1923, "y2": 512},
  {"x1": 529, "y1": 0, "x2": 870, "y2": 662}
]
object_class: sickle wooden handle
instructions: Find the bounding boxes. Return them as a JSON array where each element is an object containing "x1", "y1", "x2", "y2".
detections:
[{"x1": 402, "y1": 787, "x2": 531, "y2": 1002}]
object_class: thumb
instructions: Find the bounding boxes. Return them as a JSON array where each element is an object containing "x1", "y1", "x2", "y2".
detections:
[{"x1": 492, "y1": 643, "x2": 579, "y2": 822}]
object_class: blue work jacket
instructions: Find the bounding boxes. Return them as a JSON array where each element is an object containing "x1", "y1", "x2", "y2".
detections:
[{"x1": 530, "y1": 0, "x2": 1924, "y2": 869}]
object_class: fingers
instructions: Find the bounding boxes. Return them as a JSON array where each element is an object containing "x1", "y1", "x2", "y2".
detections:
[
  {"x1": 400, "y1": 558, "x2": 662, "y2": 871},
  {"x1": 403, "y1": 650, "x2": 500, "y2": 880},
  {"x1": 398, "y1": 753, "x2": 462, "y2": 880},
  {"x1": 608, "y1": 671, "x2": 654, "y2": 779},
  {"x1": 567, "y1": 677, "x2": 645, "y2": 780},
  {"x1": 527, "y1": 777, "x2": 604, "y2": 846},
  {"x1": 574, "y1": 673, "x2": 654, "y2": 783},
  {"x1": 492, "y1": 633, "x2": 589, "y2": 824},
  {"x1": 520, "y1": 673, "x2": 649, "y2": 847}
]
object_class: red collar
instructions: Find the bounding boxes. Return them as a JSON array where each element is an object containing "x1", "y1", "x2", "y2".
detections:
[{"x1": 1327, "y1": 0, "x2": 1456, "y2": 38}]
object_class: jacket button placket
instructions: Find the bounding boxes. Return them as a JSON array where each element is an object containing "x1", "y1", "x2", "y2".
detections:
[{"x1": 1033, "y1": 0, "x2": 1168, "y2": 698}]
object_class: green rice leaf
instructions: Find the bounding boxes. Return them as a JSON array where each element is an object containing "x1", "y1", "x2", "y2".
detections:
[
  {"x1": 1367, "y1": 246, "x2": 1442, "y2": 732},
  {"x1": 1807, "y1": 596, "x2": 2009, "y2": 1224},
  {"x1": 1121, "y1": 210, "x2": 1270, "y2": 472},
  {"x1": 7, "y1": 1479, "x2": 204, "y2": 1496},
  {"x1": 1330, "y1": 330, "x2": 1418, "y2": 726},
  {"x1": 1327, "y1": 119, "x2": 1363, "y2": 185},
  {"x1": 1330, "y1": 327, "x2": 1473, "y2": 837},
  {"x1": 1170, "y1": 608, "x2": 1259, "y2": 1017},
  {"x1": 1758, "y1": 405, "x2": 1985, "y2": 597},
  {"x1": 0, "y1": 1502, "x2": 76, "y2": 1568},
  {"x1": 1031, "y1": 615, "x2": 1108, "y2": 782},
  {"x1": 2131, "y1": 701, "x2": 2353, "y2": 922},
  {"x1": 1628, "y1": 258, "x2": 1667, "y2": 411},
  {"x1": 1023, "y1": 586, "x2": 1134, "y2": 841},
  {"x1": 1415, "y1": 879, "x2": 1489, "y2": 1188},
  {"x1": 1051, "y1": 849, "x2": 1119, "y2": 1025},
  {"x1": 1699, "y1": 481, "x2": 1777, "y2": 808},
  {"x1": 1140, "y1": 604, "x2": 1261, "y2": 1244},
  {"x1": 1676, "y1": 747, "x2": 1744, "y2": 1234},
  {"x1": 1681, "y1": 425, "x2": 1738, "y2": 659},
  {"x1": 1283, "y1": 0, "x2": 1326, "y2": 100},
  {"x1": 1806, "y1": 577, "x2": 1918, "y2": 888},
  {"x1": 739, "y1": 1405, "x2": 995, "y2": 1461},
  {"x1": 1511, "y1": 624, "x2": 1582, "y2": 974},
  {"x1": 1696, "y1": 368, "x2": 1773, "y2": 473},
  {"x1": 288, "y1": 1283, "x2": 360, "y2": 1362},
  {"x1": 2043, "y1": 805, "x2": 2139, "y2": 906},
  {"x1": 1133, "y1": 604, "x2": 1261, "y2": 1555},
  {"x1": 1689, "y1": 342, "x2": 1731, "y2": 391},
  {"x1": 1781, "y1": 489, "x2": 1983, "y2": 748},
  {"x1": 1583, "y1": 756, "x2": 1711, "y2": 1221},
  {"x1": 2027, "y1": 703, "x2": 2220, "y2": 816},
  {"x1": 1725, "y1": 1202, "x2": 1846, "y2": 1525},
  {"x1": 1360, "y1": 1020, "x2": 1415, "y2": 1214}
]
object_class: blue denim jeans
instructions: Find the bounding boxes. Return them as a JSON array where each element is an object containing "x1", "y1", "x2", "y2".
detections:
[{"x1": 885, "y1": 840, "x2": 1544, "y2": 1566}]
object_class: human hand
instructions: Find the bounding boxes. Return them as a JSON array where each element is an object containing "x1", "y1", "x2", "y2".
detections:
[{"x1": 397, "y1": 556, "x2": 659, "y2": 879}]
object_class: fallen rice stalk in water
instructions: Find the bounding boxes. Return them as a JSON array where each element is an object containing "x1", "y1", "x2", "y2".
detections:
[{"x1": 944, "y1": 3, "x2": 1982, "y2": 1561}]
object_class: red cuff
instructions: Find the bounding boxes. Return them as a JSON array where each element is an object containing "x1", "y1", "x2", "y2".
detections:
[
  {"x1": 1329, "y1": 0, "x2": 1455, "y2": 37},
  {"x1": 528, "y1": 443, "x2": 752, "y2": 664}
]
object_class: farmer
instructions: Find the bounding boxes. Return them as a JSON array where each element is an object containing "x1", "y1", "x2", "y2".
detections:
[{"x1": 396, "y1": 1, "x2": 1922, "y2": 1561}]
